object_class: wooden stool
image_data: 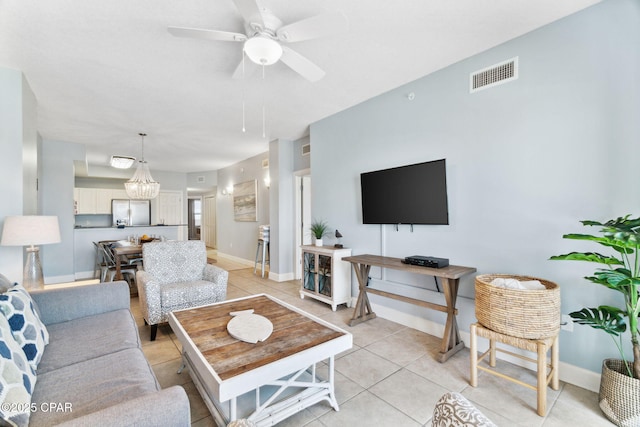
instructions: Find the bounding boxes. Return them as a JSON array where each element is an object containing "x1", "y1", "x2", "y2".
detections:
[{"x1": 469, "y1": 322, "x2": 559, "y2": 416}]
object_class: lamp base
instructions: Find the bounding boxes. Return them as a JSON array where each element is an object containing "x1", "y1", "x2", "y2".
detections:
[{"x1": 23, "y1": 246, "x2": 45, "y2": 290}]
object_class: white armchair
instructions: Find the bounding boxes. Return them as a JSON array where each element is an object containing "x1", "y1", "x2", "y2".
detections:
[{"x1": 136, "y1": 240, "x2": 228, "y2": 340}]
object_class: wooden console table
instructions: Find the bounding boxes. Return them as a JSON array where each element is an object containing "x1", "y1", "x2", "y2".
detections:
[{"x1": 343, "y1": 254, "x2": 476, "y2": 363}]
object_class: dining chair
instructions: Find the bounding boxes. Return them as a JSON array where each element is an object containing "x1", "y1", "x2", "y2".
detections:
[
  {"x1": 93, "y1": 241, "x2": 108, "y2": 281},
  {"x1": 98, "y1": 241, "x2": 138, "y2": 284}
]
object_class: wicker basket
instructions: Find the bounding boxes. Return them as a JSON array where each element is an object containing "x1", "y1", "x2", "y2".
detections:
[
  {"x1": 475, "y1": 274, "x2": 560, "y2": 339},
  {"x1": 599, "y1": 358, "x2": 640, "y2": 426}
]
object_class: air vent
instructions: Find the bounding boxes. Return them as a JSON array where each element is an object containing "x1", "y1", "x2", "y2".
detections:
[
  {"x1": 470, "y1": 57, "x2": 518, "y2": 93},
  {"x1": 262, "y1": 158, "x2": 269, "y2": 168},
  {"x1": 197, "y1": 176, "x2": 205, "y2": 183},
  {"x1": 302, "y1": 144, "x2": 311, "y2": 156}
]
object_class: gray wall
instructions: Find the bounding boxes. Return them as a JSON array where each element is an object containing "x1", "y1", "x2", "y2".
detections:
[
  {"x1": 269, "y1": 139, "x2": 295, "y2": 278},
  {"x1": 75, "y1": 176, "x2": 128, "y2": 189},
  {"x1": 22, "y1": 75, "x2": 38, "y2": 216},
  {"x1": 0, "y1": 69, "x2": 33, "y2": 282},
  {"x1": 310, "y1": 0, "x2": 640, "y2": 375},
  {"x1": 216, "y1": 151, "x2": 270, "y2": 262},
  {"x1": 187, "y1": 170, "x2": 218, "y2": 194},
  {"x1": 293, "y1": 136, "x2": 311, "y2": 172},
  {"x1": 40, "y1": 139, "x2": 87, "y2": 281},
  {"x1": 212, "y1": 136, "x2": 307, "y2": 278}
]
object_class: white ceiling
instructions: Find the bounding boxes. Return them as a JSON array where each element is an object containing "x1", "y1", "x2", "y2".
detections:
[{"x1": 0, "y1": 0, "x2": 600, "y2": 174}]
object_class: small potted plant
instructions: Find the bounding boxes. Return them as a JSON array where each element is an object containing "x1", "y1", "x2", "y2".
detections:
[
  {"x1": 551, "y1": 215, "x2": 640, "y2": 426},
  {"x1": 309, "y1": 220, "x2": 330, "y2": 247}
]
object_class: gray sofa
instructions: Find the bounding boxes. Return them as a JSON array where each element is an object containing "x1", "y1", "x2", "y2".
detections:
[{"x1": 26, "y1": 281, "x2": 190, "y2": 426}]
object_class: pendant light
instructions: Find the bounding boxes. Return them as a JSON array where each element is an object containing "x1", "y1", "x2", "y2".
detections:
[{"x1": 124, "y1": 133, "x2": 160, "y2": 199}]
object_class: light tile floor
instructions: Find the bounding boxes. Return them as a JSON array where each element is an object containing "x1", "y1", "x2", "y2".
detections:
[{"x1": 131, "y1": 257, "x2": 613, "y2": 427}]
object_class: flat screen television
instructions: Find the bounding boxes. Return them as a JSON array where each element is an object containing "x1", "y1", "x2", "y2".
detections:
[{"x1": 360, "y1": 159, "x2": 449, "y2": 225}]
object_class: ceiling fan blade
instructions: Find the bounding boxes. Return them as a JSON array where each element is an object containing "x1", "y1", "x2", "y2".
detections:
[
  {"x1": 280, "y1": 46, "x2": 325, "y2": 82},
  {"x1": 276, "y1": 11, "x2": 348, "y2": 43},
  {"x1": 168, "y1": 26, "x2": 246, "y2": 42},
  {"x1": 231, "y1": 56, "x2": 260, "y2": 79},
  {"x1": 232, "y1": 0, "x2": 265, "y2": 27}
]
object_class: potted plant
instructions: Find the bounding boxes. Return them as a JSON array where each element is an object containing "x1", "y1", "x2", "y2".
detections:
[
  {"x1": 309, "y1": 220, "x2": 330, "y2": 247},
  {"x1": 551, "y1": 215, "x2": 640, "y2": 426}
]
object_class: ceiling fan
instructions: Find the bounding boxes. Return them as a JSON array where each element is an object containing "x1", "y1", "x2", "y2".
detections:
[{"x1": 168, "y1": 0, "x2": 348, "y2": 82}]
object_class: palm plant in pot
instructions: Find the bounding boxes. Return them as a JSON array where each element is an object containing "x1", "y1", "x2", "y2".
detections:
[
  {"x1": 551, "y1": 215, "x2": 640, "y2": 426},
  {"x1": 309, "y1": 220, "x2": 330, "y2": 247}
]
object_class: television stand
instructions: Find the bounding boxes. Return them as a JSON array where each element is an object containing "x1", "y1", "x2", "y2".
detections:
[{"x1": 343, "y1": 254, "x2": 476, "y2": 363}]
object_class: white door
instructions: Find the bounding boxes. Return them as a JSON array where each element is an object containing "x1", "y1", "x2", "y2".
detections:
[
  {"x1": 203, "y1": 195, "x2": 217, "y2": 249},
  {"x1": 294, "y1": 174, "x2": 312, "y2": 280},
  {"x1": 156, "y1": 191, "x2": 185, "y2": 240}
]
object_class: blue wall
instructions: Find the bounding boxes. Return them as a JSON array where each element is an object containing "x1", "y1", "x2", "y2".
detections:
[{"x1": 310, "y1": 0, "x2": 640, "y2": 375}]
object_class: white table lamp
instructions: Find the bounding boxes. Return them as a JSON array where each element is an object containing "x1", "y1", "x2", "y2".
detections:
[{"x1": 1, "y1": 215, "x2": 61, "y2": 289}]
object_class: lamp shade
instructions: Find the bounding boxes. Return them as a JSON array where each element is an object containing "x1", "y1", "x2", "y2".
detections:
[
  {"x1": 1, "y1": 216, "x2": 61, "y2": 246},
  {"x1": 244, "y1": 36, "x2": 283, "y2": 65}
]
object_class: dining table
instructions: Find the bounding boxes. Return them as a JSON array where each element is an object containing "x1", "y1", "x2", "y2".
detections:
[{"x1": 112, "y1": 244, "x2": 144, "y2": 281}]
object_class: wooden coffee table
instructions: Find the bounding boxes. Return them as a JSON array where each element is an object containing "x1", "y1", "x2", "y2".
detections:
[{"x1": 168, "y1": 294, "x2": 352, "y2": 426}]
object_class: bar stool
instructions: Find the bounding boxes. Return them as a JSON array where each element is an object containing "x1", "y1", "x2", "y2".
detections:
[{"x1": 254, "y1": 225, "x2": 270, "y2": 278}]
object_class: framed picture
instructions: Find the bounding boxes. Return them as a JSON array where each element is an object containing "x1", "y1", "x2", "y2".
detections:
[{"x1": 233, "y1": 180, "x2": 258, "y2": 222}]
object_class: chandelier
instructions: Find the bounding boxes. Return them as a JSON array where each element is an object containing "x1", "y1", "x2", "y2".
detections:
[{"x1": 124, "y1": 133, "x2": 160, "y2": 199}]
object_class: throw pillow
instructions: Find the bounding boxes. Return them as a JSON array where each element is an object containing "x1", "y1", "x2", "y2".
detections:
[
  {"x1": 0, "y1": 313, "x2": 37, "y2": 427},
  {"x1": 0, "y1": 284, "x2": 49, "y2": 370},
  {"x1": 0, "y1": 274, "x2": 12, "y2": 293}
]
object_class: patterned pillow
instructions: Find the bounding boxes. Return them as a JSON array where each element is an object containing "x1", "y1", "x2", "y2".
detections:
[
  {"x1": 0, "y1": 284, "x2": 49, "y2": 369},
  {"x1": 0, "y1": 313, "x2": 37, "y2": 427},
  {"x1": 432, "y1": 392, "x2": 496, "y2": 427},
  {"x1": 0, "y1": 274, "x2": 12, "y2": 293}
]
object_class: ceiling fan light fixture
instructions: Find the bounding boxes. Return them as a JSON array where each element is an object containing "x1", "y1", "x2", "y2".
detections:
[
  {"x1": 244, "y1": 36, "x2": 282, "y2": 65},
  {"x1": 110, "y1": 155, "x2": 136, "y2": 169}
]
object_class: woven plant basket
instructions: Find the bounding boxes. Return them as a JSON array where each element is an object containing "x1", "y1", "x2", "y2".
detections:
[
  {"x1": 475, "y1": 274, "x2": 560, "y2": 339},
  {"x1": 599, "y1": 359, "x2": 640, "y2": 427}
]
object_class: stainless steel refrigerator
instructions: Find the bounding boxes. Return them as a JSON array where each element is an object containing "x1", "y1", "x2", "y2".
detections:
[{"x1": 112, "y1": 199, "x2": 151, "y2": 226}]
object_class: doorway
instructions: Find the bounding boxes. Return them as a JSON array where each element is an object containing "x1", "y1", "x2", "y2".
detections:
[
  {"x1": 188, "y1": 198, "x2": 202, "y2": 240},
  {"x1": 203, "y1": 195, "x2": 217, "y2": 249},
  {"x1": 294, "y1": 173, "x2": 311, "y2": 280}
]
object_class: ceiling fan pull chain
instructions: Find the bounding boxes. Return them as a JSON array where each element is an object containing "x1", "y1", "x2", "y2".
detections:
[
  {"x1": 262, "y1": 63, "x2": 266, "y2": 139},
  {"x1": 241, "y1": 53, "x2": 246, "y2": 133}
]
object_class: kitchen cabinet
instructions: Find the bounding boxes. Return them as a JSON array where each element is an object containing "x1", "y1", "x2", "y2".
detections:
[
  {"x1": 75, "y1": 188, "x2": 98, "y2": 214},
  {"x1": 95, "y1": 190, "x2": 112, "y2": 214},
  {"x1": 300, "y1": 245, "x2": 352, "y2": 311},
  {"x1": 75, "y1": 188, "x2": 132, "y2": 214}
]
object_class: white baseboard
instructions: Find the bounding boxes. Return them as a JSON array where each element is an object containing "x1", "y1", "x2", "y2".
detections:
[
  {"x1": 268, "y1": 271, "x2": 295, "y2": 282},
  {"x1": 367, "y1": 300, "x2": 601, "y2": 393},
  {"x1": 73, "y1": 271, "x2": 95, "y2": 281},
  {"x1": 46, "y1": 273, "x2": 78, "y2": 285},
  {"x1": 216, "y1": 252, "x2": 254, "y2": 267},
  {"x1": 215, "y1": 252, "x2": 296, "y2": 282}
]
